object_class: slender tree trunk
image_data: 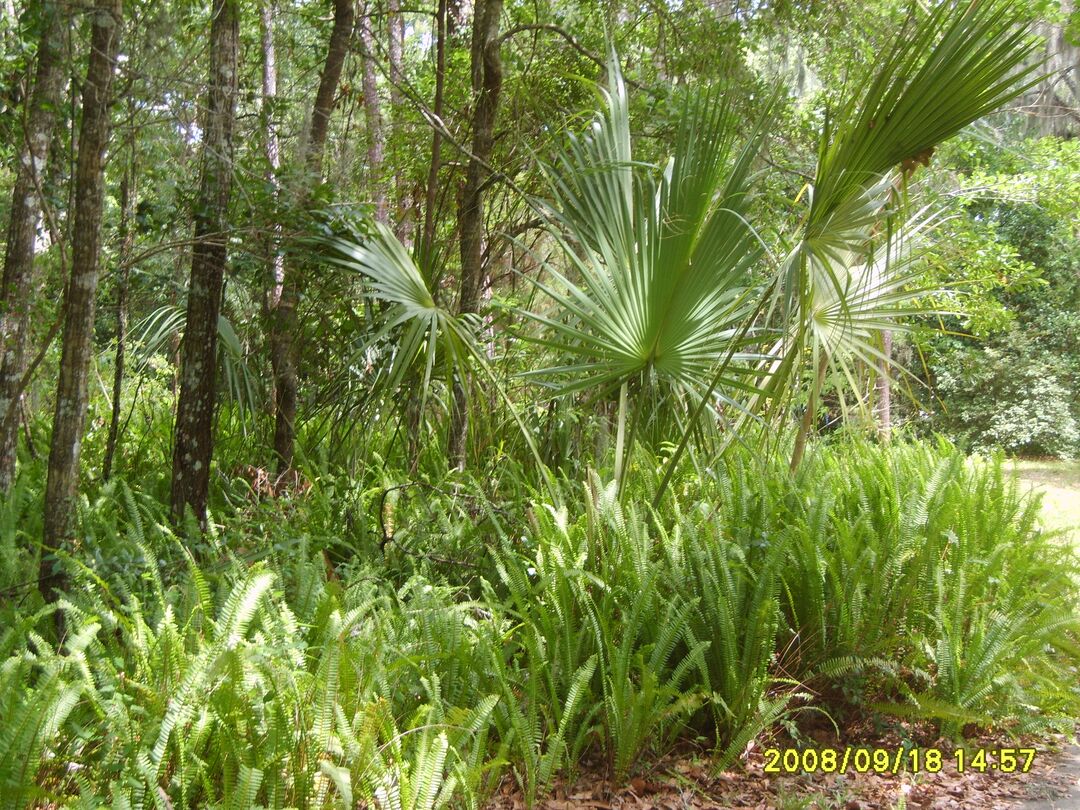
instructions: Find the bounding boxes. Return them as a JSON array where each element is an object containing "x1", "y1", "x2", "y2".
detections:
[
  {"x1": 387, "y1": 0, "x2": 412, "y2": 244},
  {"x1": 360, "y1": 2, "x2": 388, "y2": 224},
  {"x1": 41, "y1": 0, "x2": 122, "y2": 605},
  {"x1": 102, "y1": 132, "x2": 136, "y2": 482},
  {"x1": 21, "y1": 398, "x2": 36, "y2": 459},
  {"x1": 387, "y1": 0, "x2": 404, "y2": 112},
  {"x1": 269, "y1": 0, "x2": 353, "y2": 474},
  {"x1": 1026, "y1": 0, "x2": 1079, "y2": 138},
  {"x1": 2, "y1": 0, "x2": 15, "y2": 32},
  {"x1": 260, "y1": 0, "x2": 283, "y2": 420},
  {"x1": 421, "y1": 0, "x2": 447, "y2": 258},
  {"x1": 450, "y1": 0, "x2": 502, "y2": 468},
  {"x1": 170, "y1": 0, "x2": 239, "y2": 525},
  {"x1": 876, "y1": 328, "x2": 892, "y2": 439},
  {"x1": 0, "y1": 0, "x2": 67, "y2": 492},
  {"x1": 407, "y1": 0, "x2": 448, "y2": 473}
]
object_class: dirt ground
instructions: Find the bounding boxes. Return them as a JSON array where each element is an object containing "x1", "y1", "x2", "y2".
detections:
[{"x1": 487, "y1": 732, "x2": 1080, "y2": 809}]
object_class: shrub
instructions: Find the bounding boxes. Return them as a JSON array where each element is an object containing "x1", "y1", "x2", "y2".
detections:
[{"x1": 933, "y1": 331, "x2": 1080, "y2": 458}]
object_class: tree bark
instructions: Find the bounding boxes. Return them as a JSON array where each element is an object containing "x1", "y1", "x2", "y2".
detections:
[
  {"x1": 170, "y1": 0, "x2": 239, "y2": 525},
  {"x1": 421, "y1": 0, "x2": 447, "y2": 258},
  {"x1": 269, "y1": 0, "x2": 353, "y2": 474},
  {"x1": 102, "y1": 130, "x2": 136, "y2": 482},
  {"x1": 359, "y1": 1, "x2": 388, "y2": 224},
  {"x1": 41, "y1": 0, "x2": 122, "y2": 604},
  {"x1": 387, "y1": 0, "x2": 412, "y2": 244},
  {"x1": 450, "y1": 0, "x2": 503, "y2": 468},
  {"x1": 0, "y1": 0, "x2": 67, "y2": 492},
  {"x1": 260, "y1": 0, "x2": 283, "y2": 419}
]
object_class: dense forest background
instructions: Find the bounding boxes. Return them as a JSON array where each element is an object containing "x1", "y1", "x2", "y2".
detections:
[
  {"x1": 2, "y1": 0, "x2": 1080, "y2": 807},
  {"x1": 1, "y1": 0, "x2": 1078, "y2": 506}
]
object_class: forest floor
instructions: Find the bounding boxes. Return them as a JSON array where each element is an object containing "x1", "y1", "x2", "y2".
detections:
[
  {"x1": 487, "y1": 730, "x2": 1080, "y2": 809},
  {"x1": 488, "y1": 459, "x2": 1080, "y2": 810}
]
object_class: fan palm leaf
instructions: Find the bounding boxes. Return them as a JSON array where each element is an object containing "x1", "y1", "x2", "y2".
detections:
[
  {"x1": 321, "y1": 223, "x2": 556, "y2": 495},
  {"x1": 772, "y1": 0, "x2": 1042, "y2": 468},
  {"x1": 131, "y1": 305, "x2": 260, "y2": 426},
  {"x1": 522, "y1": 59, "x2": 771, "y2": 486}
]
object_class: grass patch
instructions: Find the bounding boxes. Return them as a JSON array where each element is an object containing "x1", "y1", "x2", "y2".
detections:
[{"x1": 1012, "y1": 459, "x2": 1080, "y2": 541}]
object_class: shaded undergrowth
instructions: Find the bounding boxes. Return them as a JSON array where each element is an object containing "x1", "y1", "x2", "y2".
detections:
[{"x1": 1, "y1": 438, "x2": 1078, "y2": 808}]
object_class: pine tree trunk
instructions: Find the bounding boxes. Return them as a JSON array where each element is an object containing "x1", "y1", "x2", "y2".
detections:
[
  {"x1": 450, "y1": 0, "x2": 503, "y2": 469},
  {"x1": 41, "y1": 0, "x2": 122, "y2": 604},
  {"x1": 0, "y1": 1, "x2": 67, "y2": 492},
  {"x1": 269, "y1": 0, "x2": 353, "y2": 474},
  {"x1": 170, "y1": 0, "x2": 239, "y2": 525}
]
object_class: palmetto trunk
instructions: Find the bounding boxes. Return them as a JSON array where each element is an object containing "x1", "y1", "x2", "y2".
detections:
[
  {"x1": 41, "y1": 0, "x2": 122, "y2": 603},
  {"x1": 450, "y1": 0, "x2": 502, "y2": 468},
  {"x1": 790, "y1": 350, "x2": 829, "y2": 473},
  {"x1": 876, "y1": 328, "x2": 893, "y2": 439},
  {"x1": 170, "y1": 0, "x2": 238, "y2": 525},
  {"x1": 269, "y1": 0, "x2": 352, "y2": 474},
  {"x1": 0, "y1": 1, "x2": 66, "y2": 492}
]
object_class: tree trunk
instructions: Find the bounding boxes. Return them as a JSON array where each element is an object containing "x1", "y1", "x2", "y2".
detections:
[
  {"x1": 260, "y1": 0, "x2": 283, "y2": 420},
  {"x1": 170, "y1": 0, "x2": 239, "y2": 525},
  {"x1": 408, "y1": 0, "x2": 449, "y2": 473},
  {"x1": 876, "y1": 328, "x2": 892, "y2": 440},
  {"x1": 102, "y1": 131, "x2": 136, "y2": 482},
  {"x1": 360, "y1": 1, "x2": 388, "y2": 224},
  {"x1": 421, "y1": 0, "x2": 447, "y2": 259},
  {"x1": 387, "y1": 0, "x2": 412, "y2": 244},
  {"x1": 450, "y1": 0, "x2": 503, "y2": 468},
  {"x1": 0, "y1": 0, "x2": 67, "y2": 492},
  {"x1": 1025, "y1": 0, "x2": 1079, "y2": 138},
  {"x1": 269, "y1": 0, "x2": 353, "y2": 474},
  {"x1": 41, "y1": 0, "x2": 122, "y2": 605}
]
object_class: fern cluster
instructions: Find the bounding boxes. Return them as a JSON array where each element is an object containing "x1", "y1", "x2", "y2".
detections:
[{"x1": 2, "y1": 438, "x2": 1078, "y2": 808}]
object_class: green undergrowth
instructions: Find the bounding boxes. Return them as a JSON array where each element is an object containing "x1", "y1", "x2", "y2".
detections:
[{"x1": 1, "y1": 438, "x2": 1078, "y2": 808}]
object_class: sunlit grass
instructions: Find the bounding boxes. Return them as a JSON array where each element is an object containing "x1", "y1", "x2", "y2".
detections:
[{"x1": 1012, "y1": 459, "x2": 1080, "y2": 543}]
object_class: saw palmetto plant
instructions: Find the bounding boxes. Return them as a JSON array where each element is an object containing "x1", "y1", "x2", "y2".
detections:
[
  {"x1": 516, "y1": 0, "x2": 1042, "y2": 488},
  {"x1": 311, "y1": 0, "x2": 1040, "y2": 495},
  {"x1": 777, "y1": 0, "x2": 1042, "y2": 468},
  {"x1": 519, "y1": 65, "x2": 770, "y2": 490}
]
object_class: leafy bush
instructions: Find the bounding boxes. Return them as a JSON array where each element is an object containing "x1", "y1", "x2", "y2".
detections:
[
  {"x1": 933, "y1": 330, "x2": 1080, "y2": 458},
  {"x1": 916, "y1": 139, "x2": 1080, "y2": 458}
]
